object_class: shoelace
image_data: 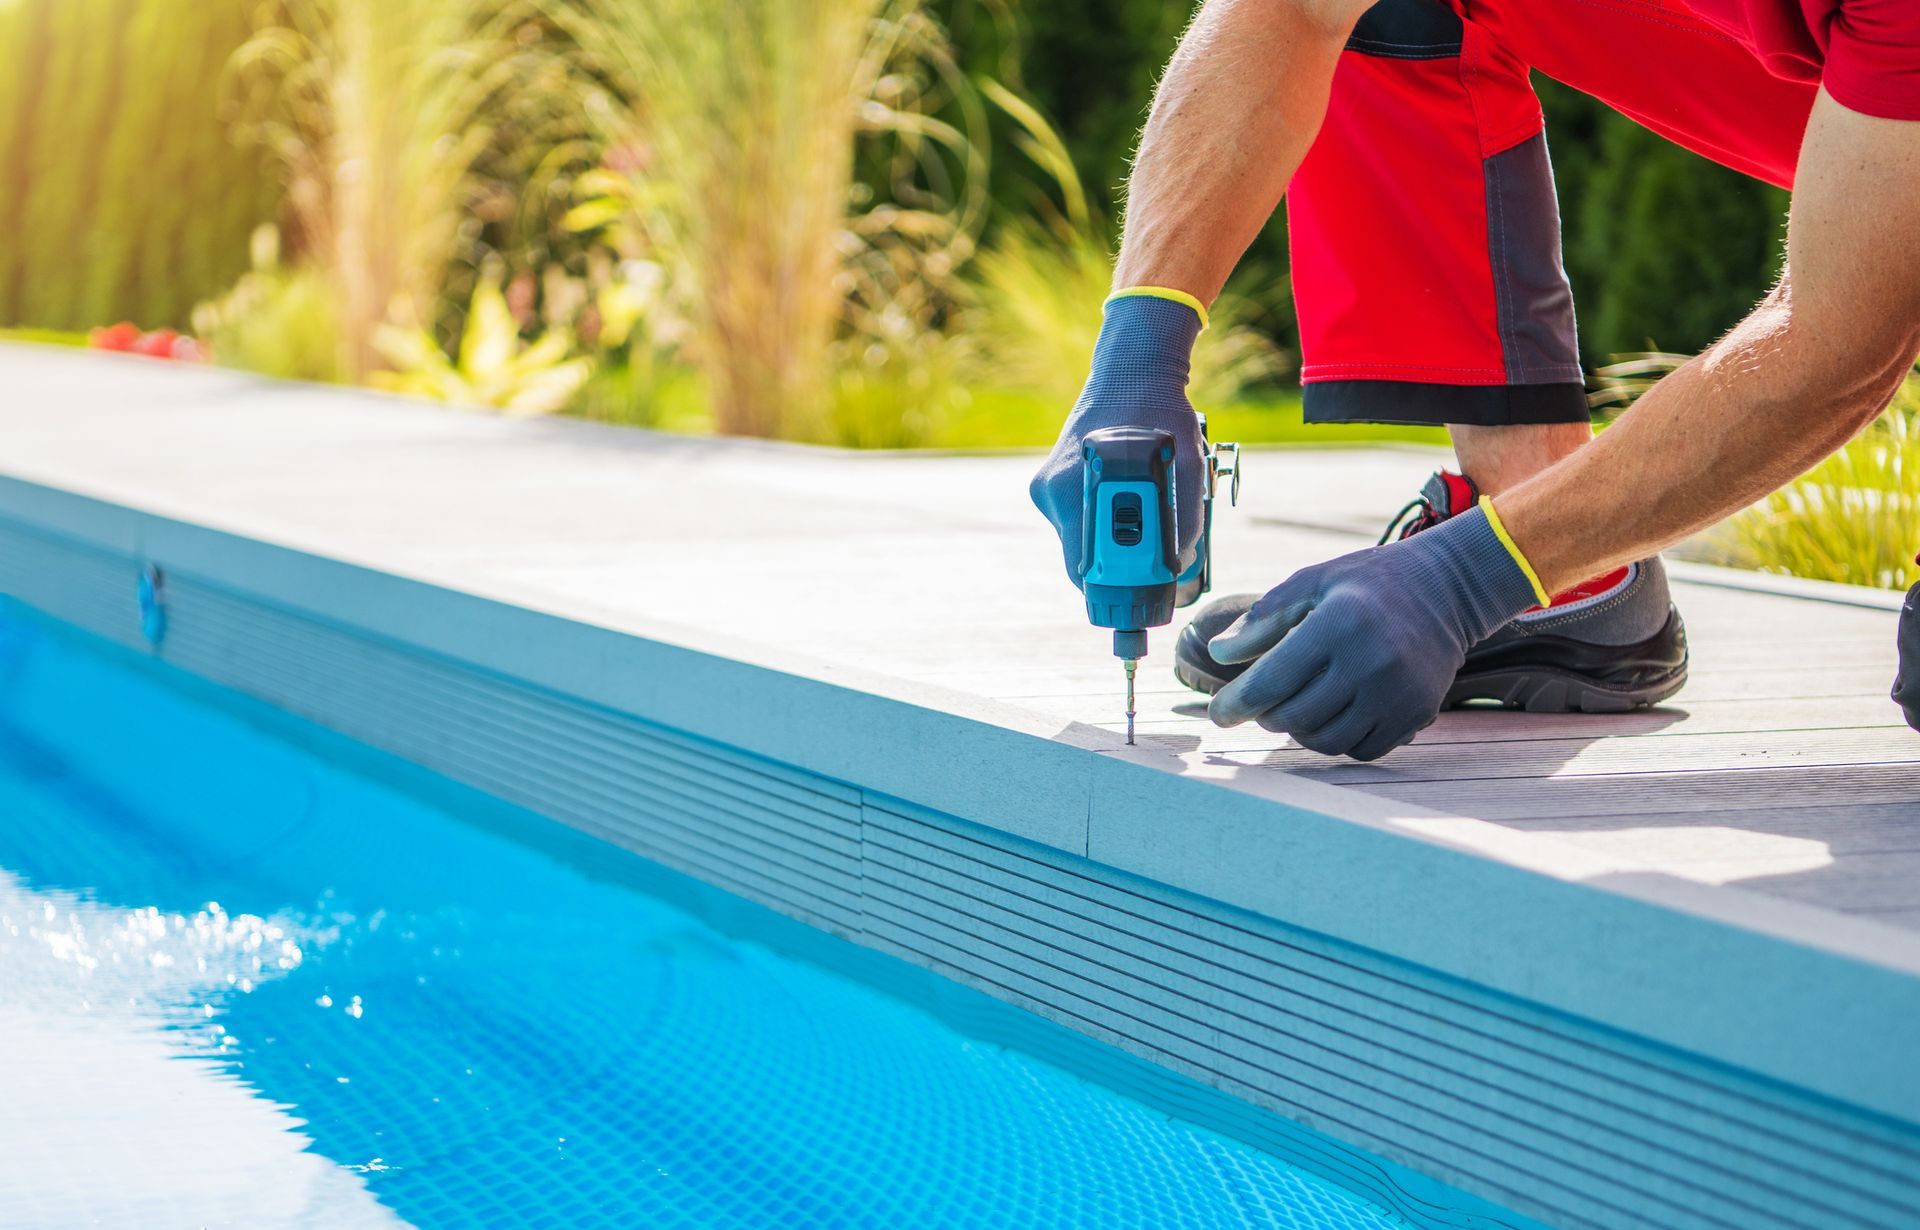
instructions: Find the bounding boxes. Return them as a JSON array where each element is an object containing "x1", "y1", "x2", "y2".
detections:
[{"x1": 1377, "y1": 497, "x2": 1447, "y2": 545}]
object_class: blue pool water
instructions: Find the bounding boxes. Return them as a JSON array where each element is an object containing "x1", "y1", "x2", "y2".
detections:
[{"x1": 0, "y1": 609, "x2": 1406, "y2": 1229}]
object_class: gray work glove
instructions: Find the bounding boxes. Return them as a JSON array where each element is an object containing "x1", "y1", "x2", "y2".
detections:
[{"x1": 1029, "y1": 293, "x2": 1208, "y2": 588}]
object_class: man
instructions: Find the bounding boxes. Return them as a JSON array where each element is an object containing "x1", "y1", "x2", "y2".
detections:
[{"x1": 1032, "y1": 0, "x2": 1920, "y2": 760}]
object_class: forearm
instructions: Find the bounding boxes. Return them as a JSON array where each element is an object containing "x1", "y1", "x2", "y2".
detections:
[
  {"x1": 1496, "y1": 91, "x2": 1920, "y2": 593},
  {"x1": 1113, "y1": 0, "x2": 1361, "y2": 302},
  {"x1": 1496, "y1": 299, "x2": 1907, "y2": 592}
]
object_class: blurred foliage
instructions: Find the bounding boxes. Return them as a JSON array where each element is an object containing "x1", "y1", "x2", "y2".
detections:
[
  {"x1": 0, "y1": 0, "x2": 1800, "y2": 444},
  {"x1": 552, "y1": 0, "x2": 999, "y2": 441},
  {"x1": 0, "y1": 0, "x2": 277, "y2": 331},
  {"x1": 372, "y1": 267, "x2": 588, "y2": 412},
  {"x1": 965, "y1": 221, "x2": 1285, "y2": 411},
  {"x1": 943, "y1": 0, "x2": 1184, "y2": 223},
  {"x1": 0, "y1": 328, "x2": 86, "y2": 348},
  {"x1": 192, "y1": 225, "x2": 344, "y2": 383},
  {"x1": 223, "y1": 0, "x2": 574, "y2": 380}
]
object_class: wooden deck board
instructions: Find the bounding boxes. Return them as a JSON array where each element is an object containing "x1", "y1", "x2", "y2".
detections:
[{"x1": 1353, "y1": 762, "x2": 1920, "y2": 818}]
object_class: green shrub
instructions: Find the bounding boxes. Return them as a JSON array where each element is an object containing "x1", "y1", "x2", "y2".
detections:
[
  {"x1": 371, "y1": 269, "x2": 588, "y2": 413},
  {"x1": 553, "y1": 0, "x2": 1002, "y2": 440},
  {"x1": 192, "y1": 227, "x2": 344, "y2": 383},
  {"x1": 225, "y1": 0, "x2": 571, "y2": 380}
]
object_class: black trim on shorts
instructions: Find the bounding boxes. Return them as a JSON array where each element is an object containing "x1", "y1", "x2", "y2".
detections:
[{"x1": 1303, "y1": 380, "x2": 1591, "y2": 427}]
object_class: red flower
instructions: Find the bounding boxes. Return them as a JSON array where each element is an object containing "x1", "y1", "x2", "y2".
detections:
[
  {"x1": 87, "y1": 323, "x2": 209, "y2": 362},
  {"x1": 88, "y1": 322, "x2": 142, "y2": 352},
  {"x1": 130, "y1": 328, "x2": 180, "y2": 358}
]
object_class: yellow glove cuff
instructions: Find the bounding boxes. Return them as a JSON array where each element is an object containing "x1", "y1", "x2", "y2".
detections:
[
  {"x1": 1105, "y1": 286, "x2": 1210, "y2": 331},
  {"x1": 1478, "y1": 495, "x2": 1551, "y2": 607}
]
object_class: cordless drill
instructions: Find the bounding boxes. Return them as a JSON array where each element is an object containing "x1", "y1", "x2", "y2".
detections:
[{"x1": 1079, "y1": 420, "x2": 1239, "y2": 743}]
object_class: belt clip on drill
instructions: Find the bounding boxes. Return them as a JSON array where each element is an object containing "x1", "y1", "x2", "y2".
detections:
[{"x1": 1079, "y1": 420, "x2": 1240, "y2": 743}]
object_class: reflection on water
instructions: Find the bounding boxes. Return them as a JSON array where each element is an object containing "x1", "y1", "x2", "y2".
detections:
[{"x1": 0, "y1": 872, "x2": 402, "y2": 1229}]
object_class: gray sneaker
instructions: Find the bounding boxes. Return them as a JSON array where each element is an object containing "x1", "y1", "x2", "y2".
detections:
[{"x1": 1174, "y1": 471, "x2": 1689, "y2": 713}]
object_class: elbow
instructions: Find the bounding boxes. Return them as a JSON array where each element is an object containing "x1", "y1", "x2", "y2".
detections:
[{"x1": 1814, "y1": 334, "x2": 1919, "y2": 435}]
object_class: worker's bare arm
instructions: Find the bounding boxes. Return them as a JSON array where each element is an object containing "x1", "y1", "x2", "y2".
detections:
[
  {"x1": 1498, "y1": 89, "x2": 1920, "y2": 592},
  {"x1": 1112, "y1": 0, "x2": 1371, "y2": 302}
]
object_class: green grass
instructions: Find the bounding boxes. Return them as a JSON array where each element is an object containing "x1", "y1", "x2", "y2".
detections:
[
  {"x1": 0, "y1": 327, "x2": 86, "y2": 347},
  {"x1": 926, "y1": 388, "x2": 1447, "y2": 450},
  {"x1": 570, "y1": 377, "x2": 1448, "y2": 450}
]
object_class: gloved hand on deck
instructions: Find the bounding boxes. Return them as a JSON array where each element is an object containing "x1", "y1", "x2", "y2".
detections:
[
  {"x1": 1029, "y1": 290, "x2": 1209, "y2": 588},
  {"x1": 1205, "y1": 505, "x2": 1545, "y2": 760}
]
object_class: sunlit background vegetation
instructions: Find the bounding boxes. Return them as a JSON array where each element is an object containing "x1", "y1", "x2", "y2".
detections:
[{"x1": 0, "y1": 0, "x2": 1912, "y2": 585}]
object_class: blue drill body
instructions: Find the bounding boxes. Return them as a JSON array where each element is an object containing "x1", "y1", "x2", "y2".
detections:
[
  {"x1": 1080, "y1": 423, "x2": 1236, "y2": 742},
  {"x1": 1080, "y1": 426, "x2": 1180, "y2": 662}
]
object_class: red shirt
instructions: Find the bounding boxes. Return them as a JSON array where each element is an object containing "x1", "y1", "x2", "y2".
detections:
[{"x1": 1686, "y1": 0, "x2": 1920, "y2": 119}]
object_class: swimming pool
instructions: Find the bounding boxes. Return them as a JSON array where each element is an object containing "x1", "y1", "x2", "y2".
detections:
[{"x1": 0, "y1": 607, "x2": 1413, "y2": 1229}]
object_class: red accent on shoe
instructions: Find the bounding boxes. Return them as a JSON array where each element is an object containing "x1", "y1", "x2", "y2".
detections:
[
  {"x1": 1523, "y1": 566, "x2": 1631, "y2": 614},
  {"x1": 1438, "y1": 471, "x2": 1479, "y2": 518}
]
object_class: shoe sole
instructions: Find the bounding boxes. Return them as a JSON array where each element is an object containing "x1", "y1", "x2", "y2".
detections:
[
  {"x1": 1447, "y1": 604, "x2": 1690, "y2": 713},
  {"x1": 1442, "y1": 662, "x2": 1688, "y2": 714}
]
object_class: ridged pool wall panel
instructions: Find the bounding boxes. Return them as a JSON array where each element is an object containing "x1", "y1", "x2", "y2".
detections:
[{"x1": 4, "y1": 498, "x2": 1919, "y2": 1230}]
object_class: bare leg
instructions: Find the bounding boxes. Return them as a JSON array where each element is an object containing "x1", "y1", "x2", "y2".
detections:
[{"x1": 1449, "y1": 421, "x2": 1593, "y2": 496}]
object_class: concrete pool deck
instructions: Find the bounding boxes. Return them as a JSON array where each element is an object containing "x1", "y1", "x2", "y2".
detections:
[{"x1": 3, "y1": 343, "x2": 1918, "y2": 1230}]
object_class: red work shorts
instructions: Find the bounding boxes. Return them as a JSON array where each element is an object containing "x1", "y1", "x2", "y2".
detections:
[{"x1": 1291, "y1": 0, "x2": 1817, "y2": 426}]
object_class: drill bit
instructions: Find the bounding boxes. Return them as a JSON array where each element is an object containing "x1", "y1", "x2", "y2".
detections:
[{"x1": 1123, "y1": 657, "x2": 1138, "y2": 745}]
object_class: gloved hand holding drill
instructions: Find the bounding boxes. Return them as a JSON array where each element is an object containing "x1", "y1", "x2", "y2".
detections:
[{"x1": 1029, "y1": 291, "x2": 1211, "y2": 589}]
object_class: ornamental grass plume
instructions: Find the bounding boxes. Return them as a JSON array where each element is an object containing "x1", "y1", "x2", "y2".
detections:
[
  {"x1": 0, "y1": 0, "x2": 273, "y2": 330},
  {"x1": 225, "y1": 0, "x2": 569, "y2": 380},
  {"x1": 551, "y1": 0, "x2": 991, "y2": 439}
]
